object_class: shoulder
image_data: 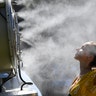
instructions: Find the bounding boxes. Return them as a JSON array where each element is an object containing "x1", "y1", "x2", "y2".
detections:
[
  {"x1": 86, "y1": 69, "x2": 96, "y2": 87},
  {"x1": 92, "y1": 70, "x2": 96, "y2": 85},
  {"x1": 84, "y1": 70, "x2": 96, "y2": 94}
]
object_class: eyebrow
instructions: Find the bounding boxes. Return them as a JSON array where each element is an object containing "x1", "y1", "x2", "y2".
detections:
[
  {"x1": 81, "y1": 45, "x2": 88, "y2": 50},
  {"x1": 81, "y1": 46, "x2": 85, "y2": 49}
]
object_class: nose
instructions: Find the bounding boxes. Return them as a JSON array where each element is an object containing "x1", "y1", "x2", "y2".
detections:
[{"x1": 76, "y1": 48, "x2": 80, "y2": 51}]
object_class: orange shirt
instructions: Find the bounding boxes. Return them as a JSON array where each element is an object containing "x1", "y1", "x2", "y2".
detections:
[{"x1": 69, "y1": 69, "x2": 96, "y2": 96}]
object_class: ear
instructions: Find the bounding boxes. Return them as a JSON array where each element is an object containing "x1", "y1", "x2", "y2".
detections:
[{"x1": 88, "y1": 55, "x2": 94, "y2": 62}]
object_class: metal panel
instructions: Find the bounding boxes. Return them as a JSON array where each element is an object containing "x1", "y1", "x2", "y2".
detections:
[{"x1": 0, "y1": 9, "x2": 12, "y2": 73}]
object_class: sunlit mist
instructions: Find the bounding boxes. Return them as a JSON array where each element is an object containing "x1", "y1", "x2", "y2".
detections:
[{"x1": 18, "y1": 0, "x2": 96, "y2": 95}]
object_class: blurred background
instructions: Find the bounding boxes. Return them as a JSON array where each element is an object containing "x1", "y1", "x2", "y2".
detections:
[{"x1": 17, "y1": 0, "x2": 96, "y2": 95}]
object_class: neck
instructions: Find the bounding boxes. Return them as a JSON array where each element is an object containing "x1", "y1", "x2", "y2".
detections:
[{"x1": 80, "y1": 63, "x2": 91, "y2": 76}]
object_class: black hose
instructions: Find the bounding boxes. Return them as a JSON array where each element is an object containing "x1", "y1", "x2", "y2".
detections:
[
  {"x1": 0, "y1": 12, "x2": 6, "y2": 20},
  {"x1": 0, "y1": 69, "x2": 16, "y2": 92},
  {"x1": 18, "y1": 64, "x2": 33, "y2": 90}
]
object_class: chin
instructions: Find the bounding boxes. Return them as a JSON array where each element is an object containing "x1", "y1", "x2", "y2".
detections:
[
  {"x1": 74, "y1": 54, "x2": 77, "y2": 58},
  {"x1": 74, "y1": 55, "x2": 79, "y2": 60},
  {"x1": 74, "y1": 57, "x2": 77, "y2": 59}
]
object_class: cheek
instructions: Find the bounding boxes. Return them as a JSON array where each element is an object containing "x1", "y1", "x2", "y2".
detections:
[
  {"x1": 76, "y1": 49, "x2": 84, "y2": 56},
  {"x1": 75, "y1": 50, "x2": 86, "y2": 59}
]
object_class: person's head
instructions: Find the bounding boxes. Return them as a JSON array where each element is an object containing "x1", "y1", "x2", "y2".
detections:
[{"x1": 74, "y1": 41, "x2": 96, "y2": 68}]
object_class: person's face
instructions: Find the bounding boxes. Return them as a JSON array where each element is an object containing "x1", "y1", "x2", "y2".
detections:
[{"x1": 74, "y1": 42, "x2": 94, "y2": 64}]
